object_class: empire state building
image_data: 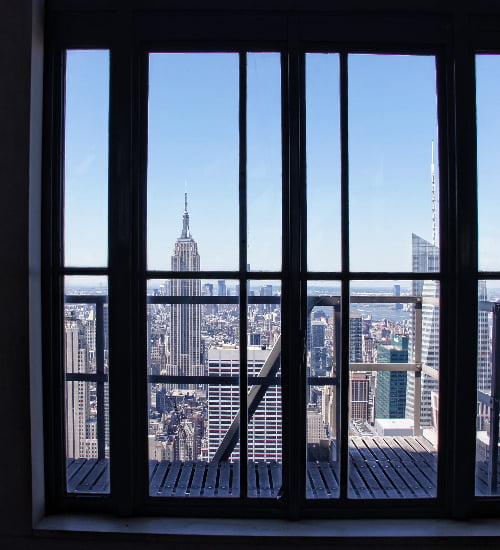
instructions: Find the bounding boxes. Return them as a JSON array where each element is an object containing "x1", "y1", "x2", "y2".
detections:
[{"x1": 167, "y1": 194, "x2": 204, "y2": 388}]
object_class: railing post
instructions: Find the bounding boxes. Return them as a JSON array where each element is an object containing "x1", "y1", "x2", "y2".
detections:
[
  {"x1": 488, "y1": 303, "x2": 500, "y2": 493},
  {"x1": 414, "y1": 298, "x2": 423, "y2": 436},
  {"x1": 334, "y1": 303, "x2": 341, "y2": 464},
  {"x1": 95, "y1": 299, "x2": 106, "y2": 460}
]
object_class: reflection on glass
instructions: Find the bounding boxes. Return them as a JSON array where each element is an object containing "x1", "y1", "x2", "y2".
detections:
[
  {"x1": 347, "y1": 281, "x2": 438, "y2": 499},
  {"x1": 247, "y1": 281, "x2": 282, "y2": 497},
  {"x1": 306, "y1": 281, "x2": 341, "y2": 499},
  {"x1": 247, "y1": 53, "x2": 282, "y2": 272},
  {"x1": 64, "y1": 50, "x2": 109, "y2": 267},
  {"x1": 348, "y1": 54, "x2": 438, "y2": 272},
  {"x1": 147, "y1": 279, "x2": 240, "y2": 497},
  {"x1": 306, "y1": 53, "x2": 341, "y2": 272},
  {"x1": 147, "y1": 53, "x2": 239, "y2": 271},
  {"x1": 475, "y1": 280, "x2": 498, "y2": 496},
  {"x1": 64, "y1": 276, "x2": 109, "y2": 493},
  {"x1": 477, "y1": 55, "x2": 500, "y2": 271}
]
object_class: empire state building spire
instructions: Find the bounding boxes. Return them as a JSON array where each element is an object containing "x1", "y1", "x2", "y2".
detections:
[{"x1": 181, "y1": 191, "x2": 191, "y2": 239}]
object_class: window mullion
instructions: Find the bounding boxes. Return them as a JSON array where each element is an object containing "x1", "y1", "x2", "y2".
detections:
[
  {"x1": 108, "y1": 29, "x2": 137, "y2": 515},
  {"x1": 339, "y1": 51, "x2": 350, "y2": 501},
  {"x1": 449, "y1": 19, "x2": 479, "y2": 517},
  {"x1": 282, "y1": 23, "x2": 306, "y2": 518},
  {"x1": 239, "y1": 50, "x2": 249, "y2": 500}
]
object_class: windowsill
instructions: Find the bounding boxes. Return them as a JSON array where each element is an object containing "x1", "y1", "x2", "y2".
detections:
[{"x1": 34, "y1": 515, "x2": 500, "y2": 541}]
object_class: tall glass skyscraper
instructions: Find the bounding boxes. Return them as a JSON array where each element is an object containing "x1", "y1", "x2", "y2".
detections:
[{"x1": 406, "y1": 233, "x2": 439, "y2": 427}]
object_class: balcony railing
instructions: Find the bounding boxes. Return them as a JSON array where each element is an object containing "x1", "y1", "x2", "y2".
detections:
[{"x1": 64, "y1": 291, "x2": 481, "y2": 498}]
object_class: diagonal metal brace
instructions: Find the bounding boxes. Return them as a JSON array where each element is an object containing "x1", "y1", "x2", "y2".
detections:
[{"x1": 211, "y1": 336, "x2": 282, "y2": 463}]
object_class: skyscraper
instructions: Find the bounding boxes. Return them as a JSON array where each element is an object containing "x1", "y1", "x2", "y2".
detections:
[
  {"x1": 65, "y1": 316, "x2": 98, "y2": 459},
  {"x1": 207, "y1": 346, "x2": 282, "y2": 461},
  {"x1": 375, "y1": 335, "x2": 409, "y2": 419},
  {"x1": 478, "y1": 280, "x2": 492, "y2": 393},
  {"x1": 166, "y1": 194, "x2": 204, "y2": 389},
  {"x1": 406, "y1": 233, "x2": 439, "y2": 426}
]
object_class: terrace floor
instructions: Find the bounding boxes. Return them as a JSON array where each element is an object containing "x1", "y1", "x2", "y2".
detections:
[{"x1": 66, "y1": 435, "x2": 491, "y2": 498}]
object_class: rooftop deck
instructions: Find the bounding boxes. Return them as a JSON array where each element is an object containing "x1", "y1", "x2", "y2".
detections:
[{"x1": 67, "y1": 435, "x2": 450, "y2": 498}]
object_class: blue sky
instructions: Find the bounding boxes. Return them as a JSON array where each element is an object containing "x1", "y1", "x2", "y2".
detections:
[{"x1": 65, "y1": 50, "x2": 442, "y2": 276}]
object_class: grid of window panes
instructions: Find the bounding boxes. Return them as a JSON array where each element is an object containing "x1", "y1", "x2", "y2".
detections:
[
  {"x1": 146, "y1": 52, "x2": 283, "y2": 498},
  {"x1": 475, "y1": 55, "x2": 500, "y2": 496},
  {"x1": 63, "y1": 50, "x2": 110, "y2": 494},
  {"x1": 51, "y1": 23, "x2": 500, "y2": 515},
  {"x1": 305, "y1": 53, "x2": 440, "y2": 499}
]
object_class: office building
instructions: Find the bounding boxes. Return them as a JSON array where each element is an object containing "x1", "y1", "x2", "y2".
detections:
[
  {"x1": 166, "y1": 194, "x2": 204, "y2": 388},
  {"x1": 375, "y1": 335, "x2": 409, "y2": 419},
  {"x1": 406, "y1": 234, "x2": 439, "y2": 426},
  {"x1": 207, "y1": 346, "x2": 281, "y2": 461}
]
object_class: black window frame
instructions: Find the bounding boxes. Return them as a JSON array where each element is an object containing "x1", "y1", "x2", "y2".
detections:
[{"x1": 41, "y1": 1, "x2": 500, "y2": 520}]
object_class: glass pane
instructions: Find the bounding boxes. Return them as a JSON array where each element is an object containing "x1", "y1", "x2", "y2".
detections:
[
  {"x1": 247, "y1": 281, "x2": 282, "y2": 497},
  {"x1": 477, "y1": 55, "x2": 500, "y2": 271},
  {"x1": 306, "y1": 54, "x2": 341, "y2": 272},
  {"x1": 247, "y1": 53, "x2": 282, "y2": 272},
  {"x1": 349, "y1": 55, "x2": 439, "y2": 272},
  {"x1": 306, "y1": 281, "x2": 341, "y2": 499},
  {"x1": 64, "y1": 276, "x2": 109, "y2": 493},
  {"x1": 148, "y1": 53, "x2": 239, "y2": 271},
  {"x1": 348, "y1": 281, "x2": 438, "y2": 499},
  {"x1": 64, "y1": 50, "x2": 109, "y2": 267},
  {"x1": 476, "y1": 280, "x2": 498, "y2": 496},
  {"x1": 147, "y1": 279, "x2": 240, "y2": 497}
]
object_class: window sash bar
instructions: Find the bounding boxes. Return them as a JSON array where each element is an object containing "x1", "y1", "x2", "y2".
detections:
[
  {"x1": 238, "y1": 51, "x2": 248, "y2": 499},
  {"x1": 339, "y1": 51, "x2": 350, "y2": 501}
]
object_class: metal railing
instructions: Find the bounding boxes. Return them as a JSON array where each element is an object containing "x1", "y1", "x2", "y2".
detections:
[
  {"x1": 477, "y1": 300, "x2": 500, "y2": 493},
  {"x1": 64, "y1": 292, "x2": 438, "y2": 463},
  {"x1": 65, "y1": 294, "x2": 107, "y2": 459}
]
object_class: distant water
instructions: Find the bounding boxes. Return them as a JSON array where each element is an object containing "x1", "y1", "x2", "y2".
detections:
[{"x1": 309, "y1": 286, "x2": 411, "y2": 323}]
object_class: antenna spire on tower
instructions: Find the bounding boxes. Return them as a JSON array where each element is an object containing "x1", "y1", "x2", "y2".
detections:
[
  {"x1": 431, "y1": 140, "x2": 437, "y2": 247},
  {"x1": 181, "y1": 186, "x2": 191, "y2": 239}
]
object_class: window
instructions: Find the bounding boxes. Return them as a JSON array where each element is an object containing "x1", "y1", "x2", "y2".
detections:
[{"x1": 43, "y1": 3, "x2": 498, "y2": 519}]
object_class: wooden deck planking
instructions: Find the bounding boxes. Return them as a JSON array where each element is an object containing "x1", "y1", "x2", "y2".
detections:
[
  {"x1": 67, "y1": 458, "x2": 86, "y2": 480},
  {"x1": 77, "y1": 458, "x2": 108, "y2": 493},
  {"x1": 203, "y1": 462, "x2": 218, "y2": 497},
  {"x1": 307, "y1": 461, "x2": 328, "y2": 498},
  {"x1": 269, "y1": 461, "x2": 281, "y2": 497},
  {"x1": 390, "y1": 438, "x2": 436, "y2": 495},
  {"x1": 305, "y1": 465, "x2": 315, "y2": 499},
  {"x1": 218, "y1": 461, "x2": 231, "y2": 496},
  {"x1": 231, "y1": 461, "x2": 240, "y2": 497},
  {"x1": 189, "y1": 461, "x2": 207, "y2": 497},
  {"x1": 67, "y1": 458, "x2": 97, "y2": 492},
  {"x1": 66, "y1": 436, "x2": 472, "y2": 498},
  {"x1": 162, "y1": 461, "x2": 182, "y2": 496},
  {"x1": 257, "y1": 461, "x2": 271, "y2": 497},
  {"x1": 318, "y1": 461, "x2": 339, "y2": 497},
  {"x1": 247, "y1": 461, "x2": 258, "y2": 497},
  {"x1": 149, "y1": 460, "x2": 169, "y2": 495},
  {"x1": 176, "y1": 461, "x2": 194, "y2": 496}
]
